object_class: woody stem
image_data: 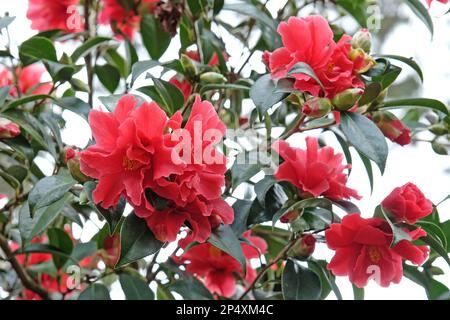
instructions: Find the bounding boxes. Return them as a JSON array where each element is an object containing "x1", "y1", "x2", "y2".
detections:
[{"x1": 0, "y1": 233, "x2": 51, "y2": 300}]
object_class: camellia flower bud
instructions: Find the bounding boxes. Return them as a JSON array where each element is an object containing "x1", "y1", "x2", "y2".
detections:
[
  {"x1": 331, "y1": 88, "x2": 364, "y2": 111},
  {"x1": 302, "y1": 97, "x2": 333, "y2": 118},
  {"x1": 429, "y1": 123, "x2": 449, "y2": 136},
  {"x1": 352, "y1": 28, "x2": 372, "y2": 53},
  {"x1": 280, "y1": 209, "x2": 301, "y2": 223},
  {"x1": 372, "y1": 111, "x2": 411, "y2": 146},
  {"x1": 180, "y1": 54, "x2": 198, "y2": 79},
  {"x1": 0, "y1": 118, "x2": 20, "y2": 139},
  {"x1": 199, "y1": 72, "x2": 227, "y2": 84},
  {"x1": 290, "y1": 234, "x2": 316, "y2": 260},
  {"x1": 349, "y1": 48, "x2": 376, "y2": 74},
  {"x1": 64, "y1": 147, "x2": 91, "y2": 183}
]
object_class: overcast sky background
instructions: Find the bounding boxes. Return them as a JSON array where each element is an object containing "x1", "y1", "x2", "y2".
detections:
[{"x1": 1, "y1": 0, "x2": 449, "y2": 300}]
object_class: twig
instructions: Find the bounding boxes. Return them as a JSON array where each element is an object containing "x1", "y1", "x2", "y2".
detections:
[
  {"x1": 238, "y1": 237, "x2": 297, "y2": 300},
  {"x1": 0, "y1": 233, "x2": 51, "y2": 300}
]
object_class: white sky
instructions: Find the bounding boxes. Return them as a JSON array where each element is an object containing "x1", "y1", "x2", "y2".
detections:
[{"x1": 1, "y1": 0, "x2": 449, "y2": 300}]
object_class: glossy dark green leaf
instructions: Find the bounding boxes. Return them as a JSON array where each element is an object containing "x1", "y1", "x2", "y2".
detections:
[
  {"x1": 48, "y1": 228, "x2": 74, "y2": 269},
  {"x1": 282, "y1": 259, "x2": 321, "y2": 300},
  {"x1": 250, "y1": 74, "x2": 293, "y2": 116},
  {"x1": 381, "y1": 98, "x2": 449, "y2": 116},
  {"x1": 376, "y1": 54, "x2": 423, "y2": 82},
  {"x1": 19, "y1": 36, "x2": 57, "y2": 63},
  {"x1": 95, "y1": 64, "x2": 120, "y2": 93},
  {"x1": 78, "y1": 283, "x2": 111, "y2": 300},
  {"x1": 116, "y1": 212, "x2": 164, "y2": 268},
  {"x1": 404, "y1": 0, "x2": 434, "y2": 36},
  {"x1": 273, "y1": 198, "x2": 332, "y2": 226},
  {"x1": 140, "y1": 14, "x2": 171, "y2": 60},
  {"x1": 71, "y1": 36, "x2": 111, "y2": 62},
  {"x1": 340, "y1": 112, "x2": 388, "y2": 174},
  {"x1": 168, "y1": 276, "x2": 214, "y2": 300},
  {"x1": 231, "y1": 199, "x2": 253, "y2": 236},
  {"x1": 287, "y1": 62, "x2": 324, "y2": 91},
  {"x1": 119, "y1": 273, "x2": 154, "y2": 300},
  {"x1": 208, "y1": 224, "x2": 246, "y2": 273},
  {"x1": 54, "y1": 97, "x2": 91, "y2": 120}
]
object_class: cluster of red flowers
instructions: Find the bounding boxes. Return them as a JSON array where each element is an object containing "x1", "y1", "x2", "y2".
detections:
[
  {"x1": 80, "y1": 95, "x2": 233, "y2": 243},
  {"x1": 265, "y1": 16, "x2": 365, "y2": 99},
  {"x1": 0, "y1": 64, "x2": 52, "y2": 97},
  {"x1": 326, "y1": 183, "x2": 432, "y2": 288},
  {"x1": 26, "y1": 0, "x2": 159, "y2": 39},
  {"x1": 176, "y1": 231, "x2": 267, "y2": 298}
]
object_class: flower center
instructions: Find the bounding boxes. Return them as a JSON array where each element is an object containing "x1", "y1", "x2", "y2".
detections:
[
  {"x1": 122, "y1": 156, "x2": 141, "y2": 171},
  {"x1": 367, "y1": 246, "x2": 381, "y2": 264},
  {"x1": 209, "y1": 246, "x2": 222, "y2": 259},
  {"x1": 327, "y1": 62, "x2": 335, "y2": 72}
]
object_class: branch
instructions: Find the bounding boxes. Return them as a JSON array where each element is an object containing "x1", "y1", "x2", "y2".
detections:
[
  {"x1": 238, "y1": 237, "x2": 298, "y2": 300},
  {"x1": 0, "y1": 233, "x2": 51, "y2": 300}
]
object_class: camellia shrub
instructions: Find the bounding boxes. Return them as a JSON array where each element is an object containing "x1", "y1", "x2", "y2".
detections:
[{"x1": 0, "y1": 0, "x2": 449, "y2": 300}]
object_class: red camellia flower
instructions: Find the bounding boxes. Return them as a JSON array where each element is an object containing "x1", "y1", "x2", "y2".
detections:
[
  {"x1": 0, "y1": 118, "x2": 21, "y2": 139},
  {"x1": 27, "y1": 0, "x2": 83, "y2": 32},
  {"x1": 372, "y1": 111, "x2": 411, "y2": 146},
  {"x1": 273, "y1": 137, "x2": 361, "y2": 201},
  {"x1": 426, "y1": 0, "x2": 448, "y2": 7},
  {"x1": 176, "y1": 231, "x2": 267, "y2": 298},
  {"x1": 326, "y1": 214, "x2": 429, "y2": 288},
  {"x1": 133, "y1": 97, "x2": 233, "y2": 243},
  {"x1": 267, "y1": 16, "x2": 364, "y2": 98},
  {"x1": 98, "y1": 0, "x2": 159, "y2": 40},
  {"x1": 381, "y1": 183, "x2": 433, "y2": 224},
  {"x1": 80, "y1": 95, "x2": 180, "y2": 209},
  {"x1": 0, "y1": 64, "x2": 52, "y2": 97}
]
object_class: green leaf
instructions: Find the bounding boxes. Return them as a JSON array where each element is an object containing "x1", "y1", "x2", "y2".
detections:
[
  {"x1": 250, "y1": 75, "x2": 292, "y2": 116},
  {"x1": 19, "y1": 36, "x2": 57, "y2": 63},
  {"x1": 156, "y1": 284, "x2": 175, "y2": 300},
  {"x1": 231, "y1": 160, "x2": 261, "y2": 189},
  {"x1": 0, "y1": 16, "x2": 15, "y2": 30},
  {"x1": 130, "y1": 60, "x2": 160, "y2": 87},
  {"x1": 273, "y1": 198, "x2": 332, "y2": 226},
  {"x1": 254, "y1": 175, "x2": 277, "y2": 207},
  {"x1": 116, "y1": 212, "x2": 164, "y2": 268},
  {"x1": 137, "y1": 77, "x2": 185, "y2": 116},
  {"x1": 376, "y1": 54, "x2": 424, "y2": 82},
  {"x1": 403, "y1": 0, "x2": 434, "y2": 36},
  {"x1": 287, "y1": 62, "x2": 324, "y2": 91},
  {"x1": 200, "y1": 84, "x2": 250, "y2": 96},
  {"x1": 340, "y1": 112, "x2": 388, "y2": 174},
  {"x1": 381, "y1": 98, "x2": 449, "y2": 116},
  {"x1": 95, "y1": 64, "x2": 120, "y2": 93},
  {"x1": 71, "y1": 36, "x2": 111, "y2": 62},
  {"x1": 282, "y1": 259, "x2": 321, "y2": 300},
  {"x1": 54, "y1": 97, "x2": 91, "y2": 120},
  {"x1": 335, "y1": 0, "x2": 368, "y2": 27},
  {"x1": 333, "y1": 131, "x2": 352, "y2": 173},
  {"x1": 19, "y1": 194, "x2": 73, "y2": 242},
  {"x1": 78, "y1": 284, "x2": 111, "y2": 300},
  {"x1": 168, "y1": 276, "x2": 214, "y2": 300},
  {"x1": 84, "y1": 181, "x2": 125, "y2": 235},
  {"x1": 207, "y1": 224, "x2": 246, "y2": 273},
  {"x1": 417, "y1": 221, "x2": 447, "y2": 251},
  {"x1": 3, "y1": 94, "x2": 52, "y2": 111},
  {"x1": 231, "y1": 199, "x2": 253, "y2": 236},
  {"x1": 308, "y1": 259, "x2": 342, "y2": 300},
  {"x1": 358, "y1": 82, "x2": 382, "y2": 106},
  {"x1": 119, "y1": 274, "x2": 154, "y2": 300},
  {"x1": 223, "y1": 2, "x2": 277, "y2": 31},
  {"x1": 28, "y1": 172, "x2": 76, "y2": 213},
  {"x1": 357, "y1": 150, "x2": 374, "y2": 194},
  {"x1": 140, "y1": 14, "x2": 171, "y2": 60},
  {"x1": 47, "y1": 228, "x2": 74, "y2": 270},
  {"x1": 375, "y1": 205, "x2": 412, "y2": 246}
]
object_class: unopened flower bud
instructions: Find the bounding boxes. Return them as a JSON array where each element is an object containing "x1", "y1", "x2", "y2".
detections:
[
  {"x1": 0, "y1": 118, "x2": 20, "y2": 139},
  {"x1": 180, "y1": 54, "x2": 198, "y2": 79},
  {"x1": 352, "y1": 28, "x2": 372, "y2": 53},
  {"x1": 200, "y1": 72, "x2": 227, "y2": 84},
  {"x1": 64, "y1": 147, "x2": 91, "y2": 183},
  {"x1": 290, "y1": 234, "x2": 316, "y2": 260},
  {"x1": 429, "y1": 123, "x2": 449, "y2": 136},
  {"x1": 372, "y1": 111, "x2": 411, "y2": 146},
  {"x1": 302, "y1": 97, "x2": 333, "y2": 118},
  {"x1": 332, "y1": 88, "x2": 364, "y2": 111},
  {"x1": 349, "y1": 48, "x2": 376, "y2": 74},
  {"x1": 280, "y1": 209, "x2": 301, "y2": 223},
  {"x1": 262, "y1": 51, "x2": 271, "y2": 69}
]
